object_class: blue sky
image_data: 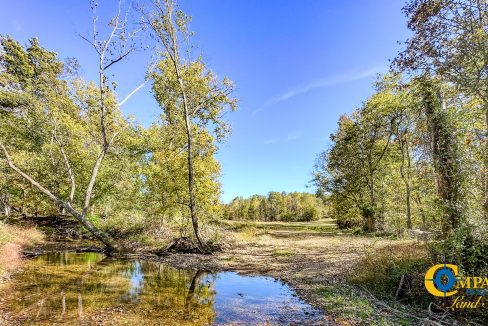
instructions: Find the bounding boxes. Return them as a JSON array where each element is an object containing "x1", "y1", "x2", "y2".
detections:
[{"x1": 0, "y1": 1, "x2": 410, "y2": 202}]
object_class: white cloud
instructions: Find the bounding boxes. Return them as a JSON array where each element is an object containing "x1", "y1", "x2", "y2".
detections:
[
  {"x1": 263, "y1": 137, "x2": 281, "y2": 145},
  {"x1": 253, "y1": 65, "x2": 387, "y2": 115},
  {"x1": 286, "y1": 131, "x2": 302, "y2": 141},
  {"x1": 263, "y1": 131, "x2": 302, "y2": 145},
  {"x1": 10, "y1": 19, "x2": 22, "y2": 32}
]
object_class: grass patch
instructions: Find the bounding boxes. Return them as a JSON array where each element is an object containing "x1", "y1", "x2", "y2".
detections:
[
  {"x1": 0, "y1": 221, "x2": 44, "y2": 247},
  {"x1": 0, "y1": 222, "x2": 15, "y2": 246},
  {"x1": 316, "y1": 286, "x2": 375, "y2": 321},
  {"x1": 315, "y1": 285, "x2": 414, "y2": 325},
  {"x1": 221, "y1": 219, "x2": 339, "y2": 234},
  {"x1": 272, "y1": 249, "x2": 294, "y2": 257},
  {"x1": 235, "y1": 225, "x2": 259, "y2": 242}
]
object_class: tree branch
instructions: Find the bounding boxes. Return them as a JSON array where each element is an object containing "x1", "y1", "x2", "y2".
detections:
[
  {"x1": 52, "y1": 122, "x2": 76, "y2": 203},
  {"x1": 77, "y1": 33, "x2": 101, "y2": 55},
  {"x1": 103, "y1": 48, "x2": 134, "y2": 70}
]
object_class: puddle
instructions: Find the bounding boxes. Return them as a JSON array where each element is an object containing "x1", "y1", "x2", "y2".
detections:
[{"x1": 0, "y1": 252, "x2": 325, "y2": 325}]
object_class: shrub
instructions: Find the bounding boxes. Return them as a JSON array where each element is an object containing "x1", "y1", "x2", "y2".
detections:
[
  {"x1": 428, "y1": 224, "x2": 488, "y2": 323},
  {"x1": 434, "y1": 223, "x2": 488, "y2": 276},
  {"x1": 348, "y1": 242, "x2": 431, "y2": 307}
]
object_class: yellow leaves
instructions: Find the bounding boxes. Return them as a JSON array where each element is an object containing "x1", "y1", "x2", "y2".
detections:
[{"x1": 151, "y1": 57, "x2": 235, "y2": 140}]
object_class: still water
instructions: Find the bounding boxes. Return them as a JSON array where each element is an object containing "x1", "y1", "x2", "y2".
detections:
[{"x1": 0, "y1": 252, "x2": 324, "y2": 325}]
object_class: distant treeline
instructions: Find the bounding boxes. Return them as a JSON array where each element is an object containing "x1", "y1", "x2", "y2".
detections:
[{"x1": 222, "y1": 192, "x2": 327, "y2": 222}]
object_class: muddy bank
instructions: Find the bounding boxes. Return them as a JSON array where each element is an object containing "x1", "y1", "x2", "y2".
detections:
[{"x1": 0, "y1": 223, "x2": 44, "y2": 326}]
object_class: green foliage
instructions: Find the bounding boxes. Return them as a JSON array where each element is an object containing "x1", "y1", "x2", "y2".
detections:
[
  {"x1": 315, "y1": 284, "x2": 415, "y2": 325},
  {"x1": 314, "y1": 74, "x2": 482, "y2": 236},
  {"x1": 396, "y1": 0, "x2": 488, "y2": 218},
  {"x1": 0, "y1": 221, "x2": 15, "y2": 246},
  {"x1": 146, "y1": 58, "x2": 233, "y2": 225},
  {"x1": 272, "y1": 249, "x2": 294, "y2": 257},
  {"x1": 0, "y1": 33, "x2": 235, "y2": 246},
  {"x1": 0, "y1": 35, "x2": 140, "y2": 214},
  {"x1": 434, "y1": 224, "x2": 488, "y2": 276}
]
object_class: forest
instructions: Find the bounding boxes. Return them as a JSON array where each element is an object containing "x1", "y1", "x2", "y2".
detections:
[{"x1": 0, "y1": 0, "x2": 487, "y2": 325}]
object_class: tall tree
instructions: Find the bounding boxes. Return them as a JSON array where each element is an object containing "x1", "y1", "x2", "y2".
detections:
[
  {"x1": 377, "y1": 75, "x2": 417, "y2": 229},
  {"x1": 415, "y1": 77, "x2": 465, "y2": 235},
  {"x1": 142, "y1": 0, "x2": 236, "y2": 249},
  {"x1": 395, "y1": 0, "x2": 488, "y2": 216}
]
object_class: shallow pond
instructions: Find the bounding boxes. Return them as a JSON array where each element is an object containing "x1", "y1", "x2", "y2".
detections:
[{"x1": 0, "y1": 252, "x2": 324, "y2": 325}]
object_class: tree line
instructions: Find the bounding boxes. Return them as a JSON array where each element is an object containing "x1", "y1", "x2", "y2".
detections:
[
  {"x1": 0, "y1": 0, "x2": 235, "y2": 252},
  {"x1": 222, "y1": 192, "x2": 327, "y2": 222},
  {"x1": 313, "y1": 0, "x2": 487, "y2": 240}
]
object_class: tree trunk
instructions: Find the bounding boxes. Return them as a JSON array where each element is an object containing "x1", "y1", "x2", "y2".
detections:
[
  {"x1": 63, "y1": 202, "x2": 115, "y2": 252},
  {"x1": 0, "y1": 193, "x2": 10, "y2": 217},
  {"x1": 405, "y1": 185, "x2": 412, "y2": 229},
  {"x1": 171, "y1": 31, "x2": 205, "y2": 249},
  {"x1": 415, "y1": 192, "x2": 426, "y2": 229},
  {"x1": 484, "y1": 106, "x2": 488, "y2": 218},
  {"x1": 399, "y1": 138, "x2": 413, "y2": 229},
  {"x1": 179, "y1": 76, "x2": 204, "y2": 250},
  {"x1": 185, "y1": 115, "x2": 204, "y2": 249},
  {"x1": 146, "y1": 0, "x2": 206, "y2": 250},
  {"x1": 421, "y1": 82, "x2": 464, "y2": 236},
  {"x1": 364, "y1": 172, "x2": 377, "y2": 232}
]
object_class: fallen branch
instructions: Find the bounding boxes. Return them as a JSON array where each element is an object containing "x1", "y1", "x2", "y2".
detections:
[
  {"x1": 394, "y1": 274, "x2": 405, "y2": 301},
  {"x1": 358, "y1": 285, "x2": 447, "y2": 326}
]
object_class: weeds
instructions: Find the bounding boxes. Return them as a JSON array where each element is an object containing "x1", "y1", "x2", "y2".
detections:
[
  {"x1": 0, "y1": 221, "x2": 43, "y2": 280},
  {"x1": 348, "y1": 242, "x2": 431, "y2": 307}
]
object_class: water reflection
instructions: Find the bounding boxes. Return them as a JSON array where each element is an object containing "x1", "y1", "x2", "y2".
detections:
[{"x1": 1, "y1": 252, "x2": 323, "y2": 325}]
